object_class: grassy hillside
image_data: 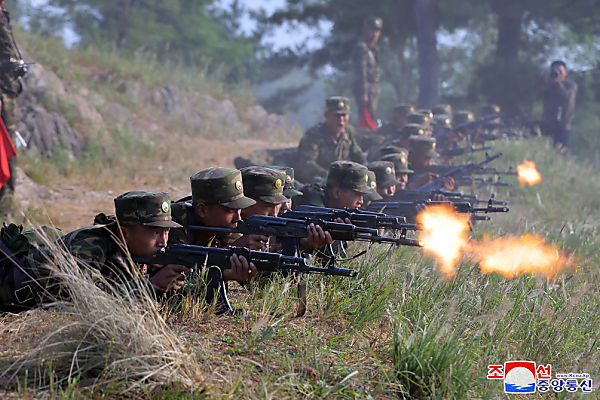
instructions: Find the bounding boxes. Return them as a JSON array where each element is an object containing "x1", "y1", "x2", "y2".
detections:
[
  {"x1": 0, "y1": 32, "x2": 598, "y2": 398},
  {"x1": 1, "y1": 134, "x2": 598, "y2": 398}
]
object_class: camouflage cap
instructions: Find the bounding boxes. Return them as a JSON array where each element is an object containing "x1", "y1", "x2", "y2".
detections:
[
  {"x1": 482, "y1": 104, "x2": 501, "y2": 116},
  {"x1": 191, "y1": 167, "x2": 256, "y2": 209},
  {"x1": 363, "y1": 17, "x2": 383, "y2": 30},
  {"x1": 364, "y1": 171, "x2": 383, "y2": 202},
  {"x1": 368, "y1": 161, "x2": 401, "y2": 188},
  {"x1": 241, "y1": 166, "x2": 289, "y2": 204},
  {"x1": 379, "y1": 145, "x2": 406, "y2": 158},
  {"x1": 432, "y1": 104, "x2": 452, "y2": 116},
  {"x1": 326, "y1": 161, "x2": 378, "y2": 196},
  {"x1": 381, "y1": 153, "x2": 414, "y2": 174},
  {"x1": 265, "y1": 165, "x2": 303, "y2": 198},
  {"x1": 326, "y1": 96, "x2": 351, "y2": 114},
  {"x1": 432, "y1": 114, "x2": 452, "y2": 128},
  {"x1": 401, "y1": 123, "x2": 426, "y2": 138},
  {"x1": 409, "y1": 136, "x2": 438, "y2": 158},
  {"x1": 407, "y1": 113, "x2": 430, "y2": 127},
  {"x1": 114, "y1": 190, "x2": 182, "y2": 228},
  {"x1": 393, "y1": 103, "x2": 415, "y2": 117},
  {"x1": 453, "y1": 110, "x2": 475, "y2": 125},
  {"x1": 416, "y1": 109, "x2": 434, "y2": 120}
]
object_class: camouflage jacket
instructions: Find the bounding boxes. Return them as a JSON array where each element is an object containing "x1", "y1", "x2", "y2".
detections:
[
  {"x1": 296, "y1": 123, "x2": 367, "y2": 182},
  {"x1": 0, "y1": 9, "x2": 20, "y2": 96},
  {"x1": 169, "y1": 199, "x2": 229, "y2": 248},
  {"x1": 351, "y1": 38, "x2": 380, "y2": 97},
  {"x1": 293, "y1": 183, "x2": 327, "y2": 208},
  {"x1": 24, "y1": 219, "x2": 154, "y2": 299}
]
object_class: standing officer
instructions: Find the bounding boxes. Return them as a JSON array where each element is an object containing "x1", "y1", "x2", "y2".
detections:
[
  {"x1": 0, "y1": 0, "x2": 25, "y2": 199},
  {"x1": 296, "y1": 97, "x2": 366, "y2": 182},
  {"x1": 352, "y1": 17, "x2": 382, "y2": 120}
]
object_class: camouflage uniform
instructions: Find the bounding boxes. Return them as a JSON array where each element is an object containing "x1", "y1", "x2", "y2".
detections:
[
  {"x1": 0, "y1": 7, "x2": 21, "y2": 195},
  {"x1": 352, "y1": 17, "x2": 382, "y2": 119},
  {"x1": 169, "y1": 167, "x2": 255, "y2": 248},
  {"x1": 368, "y1": 161, "x2": 400, "y2": 189},
  {"x1": 0, "y1": 191, "x2": 180, "y2": 311},
  {"x1": 295, "y1": 161, "x2": 378, "y2": 258},
  {"x1": 407, "y1": 136, "x2": 438, "y2": 186},
  {"x1": 265, "y1": 165, "x2": 304, "y2": 198},
  {"x1": 296, "y1": 97, "x2": 366, "y2": 182},
  {"x1": 295, "y1": 161, "x2": 379, "y2": 208}
]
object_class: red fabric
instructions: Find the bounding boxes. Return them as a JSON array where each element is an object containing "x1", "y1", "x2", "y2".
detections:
[
  {"x1": 0, "y1": 116, "x2": 17, "y2": 191},
  {"x1": 359, "y1": 106, "x2": 377, "y2": 130}
]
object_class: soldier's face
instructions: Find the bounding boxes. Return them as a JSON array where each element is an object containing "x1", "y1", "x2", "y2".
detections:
[
  {"x1": 196, "y1": 203, "x2": 242, "y2": 237},
  {"x1": 121, "y1": 224, "x2": 169, "y2": 259},
  {"x1": 377, "y1": 184, "x2": 395, "y2": 197},
  {"x1": 393, "y1": 116, "x2": 407, "y2": 128},
  {"x1": 395, "y1": 173, "x2": 409, "y2": 190},
  {"x1": 278, "y1": 197, "x2": 292, "y2": 216},
  {"x1": 408, "y1": 153, "x2": 431, "y2": 169},
  {"x1": 364, "y1": 29, "x2": 381, "y2": 44},
  {"x1": 331, "y1": 188, "x2": 363, "y2": 210},
  {"x1": 242, "y1": 198, "x2": 282, "y2": 219},
  {"x1": 325, "y1": 112, "x2": 349, "y2": 136}
]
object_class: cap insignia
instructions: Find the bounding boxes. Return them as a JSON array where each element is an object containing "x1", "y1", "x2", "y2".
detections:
[
  {"x1": 401, "y1": 157, "x2": 407, "y2": 164},
  {"x1": 275, "y1": 179, "x2": 283, "y2": 189},
  {"x1": 370, "y1": 181, "x2": 377, "y2": 189},
  {"x1": 432, "y1": 143, "x2": 436, "y2": 150},
  {"x1": 235, "y1": 180, "x2": 243, "y2": 191},
  {"x1": 365, "y1": 174, "x2": 369, "y2": 183},
  {"x1": 285, "y1": 175, "x2": 292, "y2": 184},
  {"x1": 161, "y1": 201, "x2": 169, "y2": 213},
  {"x1": 385, "y1": 167, "x2": 392, "y2": 175}
]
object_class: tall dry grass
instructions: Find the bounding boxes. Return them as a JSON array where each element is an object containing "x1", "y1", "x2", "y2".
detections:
[{"x1": 0, "y1": 234, "x2": 205, "y2": 396}]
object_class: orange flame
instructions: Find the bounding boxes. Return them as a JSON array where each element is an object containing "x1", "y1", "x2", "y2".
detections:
[
  {"x1": 469, "y1": 234, "x2": 572, "y2": 279},
  {"x1": 517, "y1": 160, "x2": 542, "y2": 187},
  {"x1": 417, "y1": 204, "x2": 470, "y2": 277},
  {"x1": 416, "y1": 206, "x2": 574, "y2": 280}
]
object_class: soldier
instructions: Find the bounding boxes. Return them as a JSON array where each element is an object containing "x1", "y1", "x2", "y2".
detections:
[
  {"x1": 363, "y1": 170, "x2": 383, "y2": 207},
  {"x1": 453, "y1": 110, "x2": 474, "y2": 127},
  {"x1": 406, "y1": 136, "x2": 455, "y2": 191},
  {"x1": 240, "y1": 166, "x2": 333, "y2": 253},
  {"x1": 0, "y1": 0, "x2": 23, "y2": 199},
  {"x1": 296, "y1": 161, "x2": 378, "y2": 210},
  {"x1": 296, "y1": 97, "x2": 366, "y2": 182},
  {"x1": 352, "y1": 17, "x2": 382, "y2": 120},
  {"x1": 1, "y1": 191, "x2": 201, "y2": 311},
  {"x1": 407, "y1": 113, "x2": 433, "y2": 136},
  {"x1": 168, "y1": 168, "x2": 261, "y2": 313},
  {"x1": 432, "y1": 104, "x2": 453, "y2": 119},
  {"x1": 372, "y1": 124, "x2": 424, "y2": 159},
  {"x1": 380, "y1": 152, "x2": 413, "y2": 193},
  {"x1": 376, "y1": 103, "x2": 414, "y2": 142},
  {"x1": 263, "y1": 165, "x2": 303, "y2": 216},
  {"x1": 368, "y1": 161, "x2": 401, "y2": 199}
]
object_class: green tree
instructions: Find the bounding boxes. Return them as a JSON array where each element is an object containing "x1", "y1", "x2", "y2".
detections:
[{"x1": 47, "y1": 0, "x2": 265, "y2": 81}]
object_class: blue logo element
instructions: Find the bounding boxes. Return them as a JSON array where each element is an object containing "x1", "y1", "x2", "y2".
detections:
[{"x1": 505, "y1": 382, "x2": 536, "y2": 393}]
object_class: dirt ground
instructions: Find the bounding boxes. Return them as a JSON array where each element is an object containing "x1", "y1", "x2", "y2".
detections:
[{"x1": 10, "y1": 137, "x2": 293, "y2": 231}]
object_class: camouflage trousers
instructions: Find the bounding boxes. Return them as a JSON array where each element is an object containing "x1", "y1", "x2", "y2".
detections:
[{"x1": 0, "y1": 92, "x2": 17, "y2": 195}]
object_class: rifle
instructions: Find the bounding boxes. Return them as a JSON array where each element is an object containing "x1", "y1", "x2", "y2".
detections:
[
  {"x1": 418, "y1": 152, "x2": 503, "y2": 191},
  {"x1": 435, "y1": 113, "x2": 504, "y2": 143},
  {"x1": 392, "y1": 188, "x2": 508, "y2": 206},
  {"x1": 437, "y1": 145, "x2": 494, "y2": 158},
  {"x1": 189, "y1": 215, "x2": 422, "y2": 258},
  {"x1": 0, "y1": 60, "x2": 32, "y2": 78},
  {"x1": 127, "y1": 244, "x2": 356, "y2": 316},
  {"x1": 367, "y1": 200, "x2": 509, "y2": 221},
  {"x1": 455, "y1": 176, "x2": 513, "y2": 188},
  {"x1": 289, "y1": 205, "x2": 417, "y2": 231}
]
